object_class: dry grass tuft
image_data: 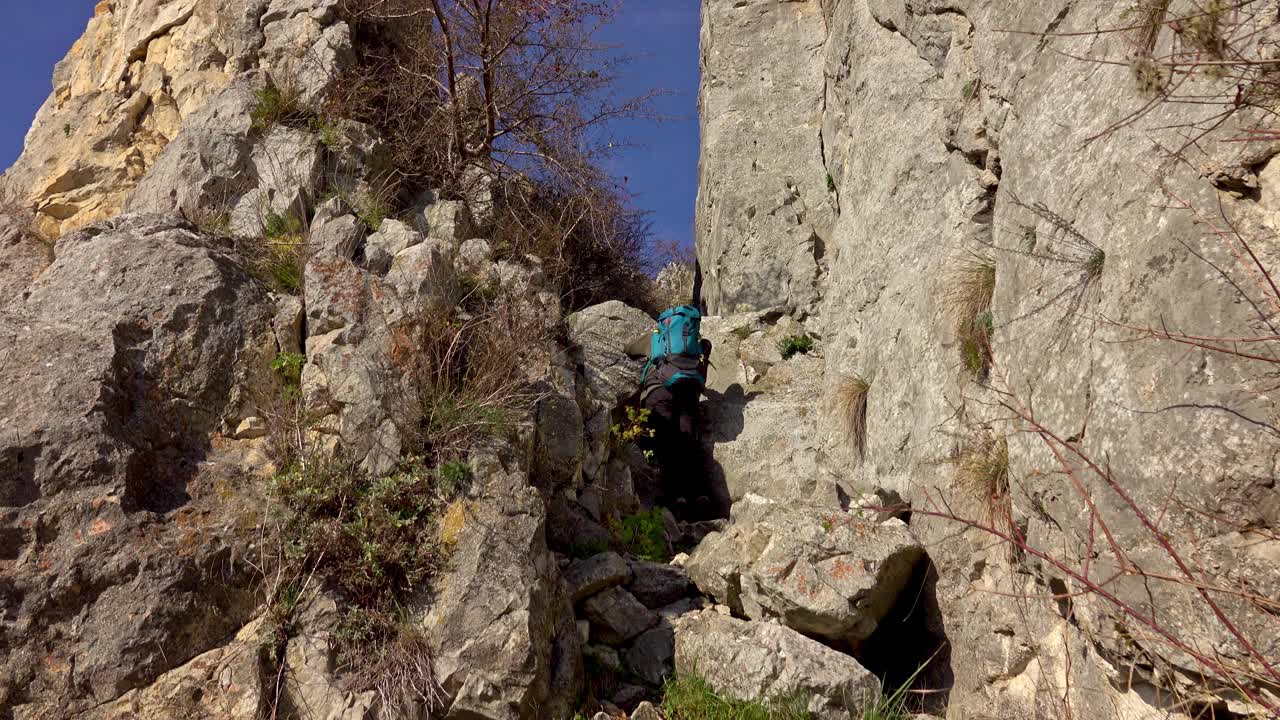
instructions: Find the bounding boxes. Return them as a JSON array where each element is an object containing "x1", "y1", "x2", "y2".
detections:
[
  {"x1": 340, "y1": 616, "x2": 446, "y2": 716},
  {"x1": 834, "y1": 374, "x2": 871, "y2": 459},
  {"x1": 953, "y1": 429, "x2": 1011, "y2": 534},
  {"x1": 943, "y1": 252, "x2": 996, "y2": 378}
]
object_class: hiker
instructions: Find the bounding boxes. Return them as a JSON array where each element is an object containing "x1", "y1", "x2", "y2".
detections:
[{"x1": 624, "y1": 304, "x2": 717, "y2": 520}]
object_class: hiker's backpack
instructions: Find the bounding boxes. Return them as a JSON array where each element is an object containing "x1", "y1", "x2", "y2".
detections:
[{"x1": 643, "y1": 305, "x2": 706, "y2": 391}]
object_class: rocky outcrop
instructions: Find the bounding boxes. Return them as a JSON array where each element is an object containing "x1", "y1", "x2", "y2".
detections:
[
  {"x1": 0, "y1": 215, "x2": 48, "y2": 305},
  {"x1": 0, "y1": 0, "x2": 356, "y2": 237},
  {"x1": 700, "y1": 310, "x2": 854, "y2": 505},
  {"x1": 673, "y1": 608, "x2": 881, "y2": 720},
  {"x1": 0, "y1": 213, "x2": 276, "y2": 716}
]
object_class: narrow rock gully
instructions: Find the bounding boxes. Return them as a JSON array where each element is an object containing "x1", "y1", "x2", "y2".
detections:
[{"x1": 563, "y1": 303, "x2": 951, "y2": 720}]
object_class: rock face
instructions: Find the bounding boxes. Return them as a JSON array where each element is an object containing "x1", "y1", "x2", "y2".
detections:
[
  {"x1": 696, "y1": 0, "x2": 831, "y2": 316},
  {"x1": 0, "y1": 213, "x2": 276, "y2": 716},
  {"x1": 697, "y1": 0, "x2": 1280, "y2": 716},
  {"x1": 673, "y1": 608, "x2": 881, "y2": 720}
]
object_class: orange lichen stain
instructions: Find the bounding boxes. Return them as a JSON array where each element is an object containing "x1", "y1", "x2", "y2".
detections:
[
  {"x1": 43, "y1": 655, "x2": 71, "y2": 674},
  {"x1": 793, "y1": 572, "x2": 820, "y2": 599},
  {"x1": 89, "y1": 518, "x2": 112, "y2": 536},
  {"x1": 93, "y1": 1, "x2": 113, "y2": 16},
  {"x1": 829, "y1": 557, "x2": 866, "y2": 580}
]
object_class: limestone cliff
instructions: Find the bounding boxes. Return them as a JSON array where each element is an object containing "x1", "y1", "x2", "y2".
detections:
[{"x1": 697, "y1": 0, "x2": 1280, "y2": 717}]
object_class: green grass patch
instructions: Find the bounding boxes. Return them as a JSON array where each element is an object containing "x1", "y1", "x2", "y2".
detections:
[
  {"x1": 776, "y1": 334, "x2": 815, "y2": 360},
  {"x1": 612, "y1": 508, "x2": 670, "y2": 562},
  {"x1": 731, "y1": 325, "x2": 755, "y2": 341},
  {"x1": 271, "y1": 352, "x2": 306, "y2": 400},
  {"x1": 661, "y1": 674, "x2": 813, "y2": 720}
]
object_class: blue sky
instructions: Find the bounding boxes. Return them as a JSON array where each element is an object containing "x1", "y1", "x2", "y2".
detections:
[
  {"x1": 0, "y1": 4, "x2": 95, "y2": 172},
  {"x1": 0, "y1": 1, "x2": 701, "y2": 249}
]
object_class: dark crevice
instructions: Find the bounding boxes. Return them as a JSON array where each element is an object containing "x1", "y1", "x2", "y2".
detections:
[{"x1": 853, "y1": 557, "x2": 952, "y2": 715}]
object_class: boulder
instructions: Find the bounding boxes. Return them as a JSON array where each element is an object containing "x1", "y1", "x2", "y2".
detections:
[
  {"x1": 248, "y1": 125, "x2": 325, "y2": 218},
  {"x1": 584, "y1": 587, "x2": 659, "y2": 646},
  {"x1": 565, "y1": 300, "x2": 655, "y2": 408},
  {"x1": 308, "y1": 213, "x2": 363, "y2": 261},
  {"x1": 624, "y1": 624, "x2": 674, "y2": 686},
  {"x1": 673, "y1": 609, "x2": 881, "y2": 720},
  {"x1": 258, "y1": 0, "x2": 354, "y2": 104},
  {"x1": 365, "y1": 219, "x2": 423, "y2": 275},
  {"x1": 564, "y1": 552, "x2": 632, "y2": 603},
  {"x1": 686, "y1": 495, "x2": 924, "y2": 647},
  {"x1": 613, "y1": 685, "x2": 648, "y2": 711},
  {"x1": 385, "y1": 236, "x2": 458, "y2": 318},
  {"x1": 416, "y1": 198, "x2": 474, "y2": 242},
  {"x1": 127, "y1": 77, "x2": 260, "y2": 220},
  {"x1": 626, "y1": 560, "x2": 694, "y2": 609},
  {"x1": 584, "y1": 645, "x2": 624, "y2": 674},
  {"x1": 82, "y1": 619, "x2": 269, "y2": 719},
  {"x1": 533, "y1": 392, "x2": 584, "y2": 491},
  {"x1": 456, "y1": 238, "x2": 493, "y2": 277},
  {"x1": 632, "y1": 701, "x2": 664, "y2": 720},
  {"x1": 272, "y1": 294, "x2": 305, "y2": 355},
  {"x1": 546, "y1": 496, "x2": 612, "y2": 555}
]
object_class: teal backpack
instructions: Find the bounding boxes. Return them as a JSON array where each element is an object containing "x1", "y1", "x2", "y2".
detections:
[{"x1": 643, "y1": 305, "x2": 707, "y2": 391}]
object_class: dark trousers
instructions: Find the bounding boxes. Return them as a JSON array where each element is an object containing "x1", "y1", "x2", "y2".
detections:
[{"x1": 638, "y1": 385, "x2": 708, "y2": 520}]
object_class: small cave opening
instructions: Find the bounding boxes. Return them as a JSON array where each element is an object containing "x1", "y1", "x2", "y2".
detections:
[{"x1": 854, "y1": 556, "x2": 953, "y2": 715}]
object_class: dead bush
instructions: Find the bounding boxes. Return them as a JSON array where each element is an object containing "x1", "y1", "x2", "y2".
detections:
[
  {"x1": 330, "y1": 0, "x2": 657, "y2": 311},
  {"x1": 391, "y1": 287, "x2": 550, "y2": 463}
]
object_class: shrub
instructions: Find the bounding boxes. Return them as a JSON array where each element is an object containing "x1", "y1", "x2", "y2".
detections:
[
  {"x1": 833, "y1": 375, "x2": 871, "y2": 459},
  {"x1": 660, "y1": 674, "x2": 813, "y2": 720},
  {"x1": 776, "y1": 334, "x2": 815, "y2": 360},
  {"x1": 612, "y1": 508, "x2": 670, "y2": 563},
  {"x1": 732, "y1": 325, "x2": 755, "y2": 341},
  {"x1": 943, "y1": 252, "x2": 996, "y2": 379},
  {"x1": 330, "y1": 0, "x2": 657, "y2": 313},
  {"x1": 395, "y1": 290, "x2": 546, "y2": 464},
  {"x1": 271, "y1": 352, "x2": 306, "y2": 399},
  {"x1": 612, "y1": 406, "x2": 654, "y2": 446},
  {"x1": 436, "y1": 460, "x2": 472, "y2": 498},
  {"x1": 269, "y1": 456, "x2": 448, "y2": 611},
  {"x1": 309, "y1": 115, "x2": 343, "y2": 149}
]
